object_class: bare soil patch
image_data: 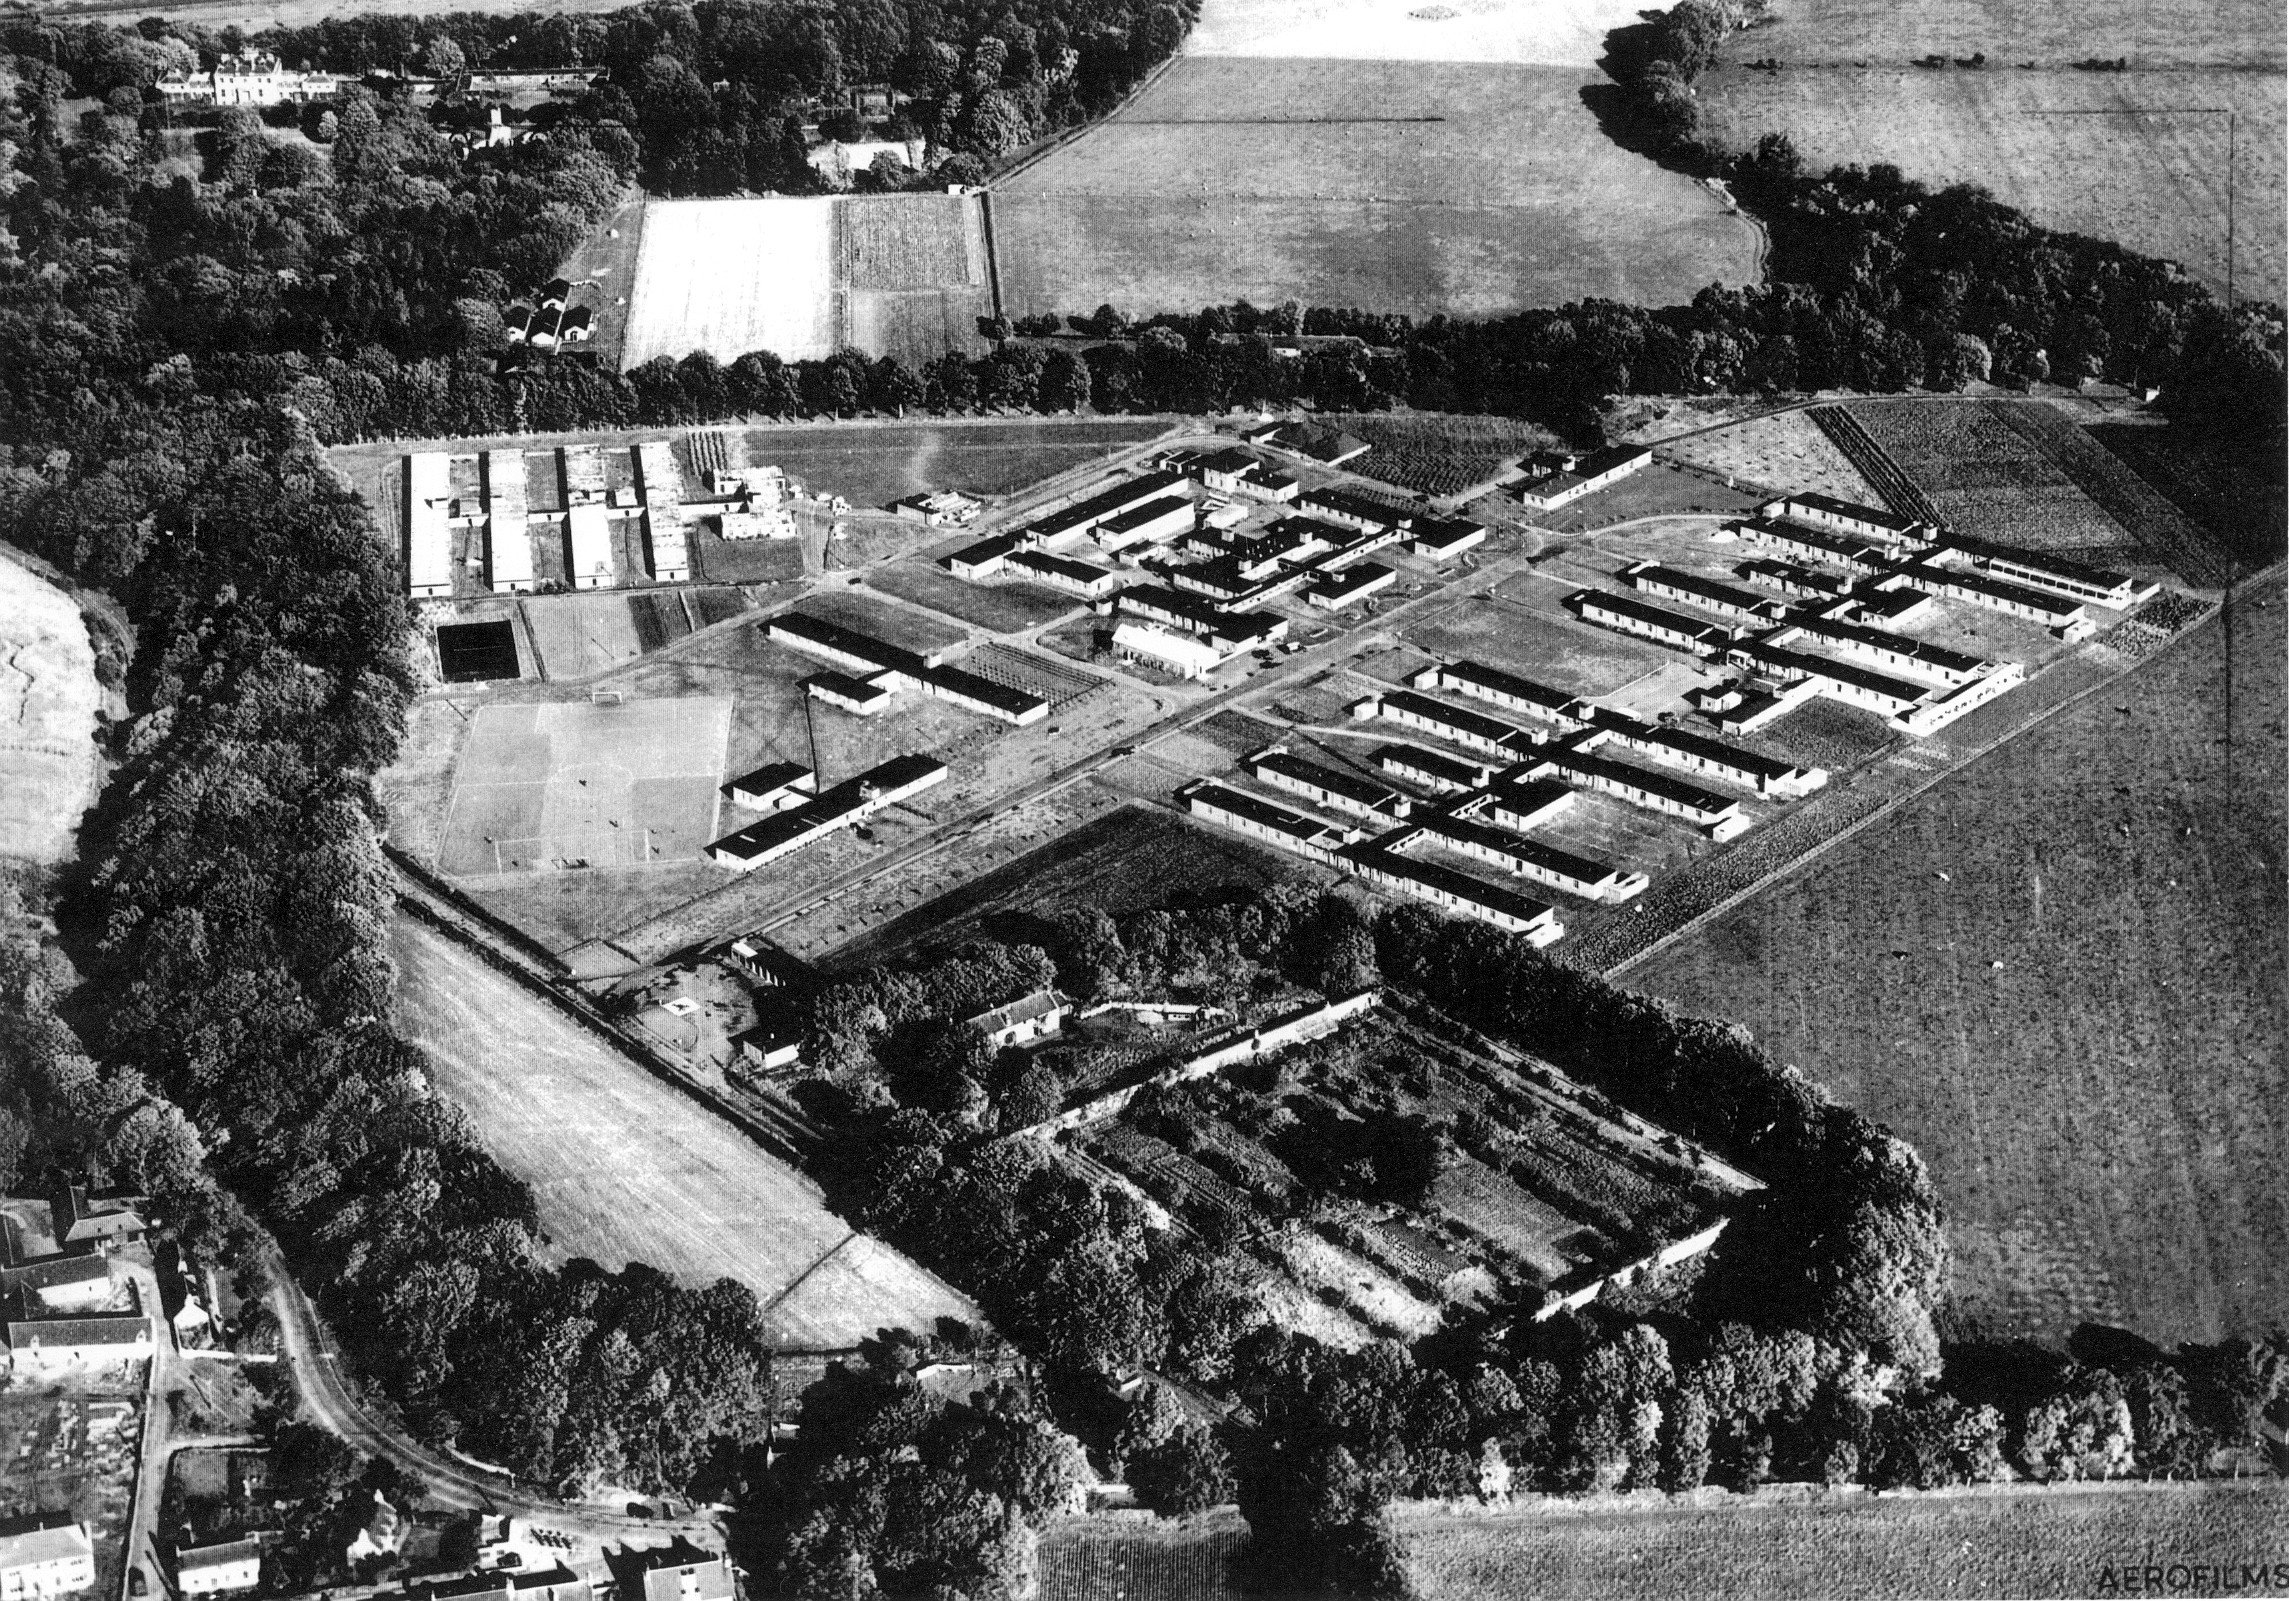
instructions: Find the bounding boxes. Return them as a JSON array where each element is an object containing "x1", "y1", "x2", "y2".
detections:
[{"x1": 0, "y1": 554, "x2": 101, "y2": 865}]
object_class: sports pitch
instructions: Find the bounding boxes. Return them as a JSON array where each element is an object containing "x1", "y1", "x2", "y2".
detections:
[{"x1": 437, "y1": 697, "x2": 731, "y2": 877}]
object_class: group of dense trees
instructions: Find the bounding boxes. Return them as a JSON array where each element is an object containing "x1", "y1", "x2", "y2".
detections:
[
  {"x1": 0, "y1": 398, "x2": 776, "y2": 1498},
  {"x1": 0, "y1": 0, "x2": 2280, "y2": 1591},
  {"x1": 0, "y1": 0, "x2": 2274, "y2": 496},
  {"x1": 21, "y1": 0, "x2": 1198, "y2": 198},
  {"x1": 763, "y1": 1358, "x2": 1087, "y2": 1597},
  {"x1": 780, "y1": 882, "x2": 2286, "y2": 1596}
]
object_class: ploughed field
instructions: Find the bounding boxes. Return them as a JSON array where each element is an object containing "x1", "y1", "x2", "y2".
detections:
[
  {"x1": 1695, "y1": 0, "x2": 2284, "y2": 303},
  {"x1": 618, "y1": 193, "x2": 993, "y2": 371},
  {"x1": 992, "y1": 54, "x2": 1759, "y2": 321},
  {"x1": 1634, "y1": 575, "x2": 2287, "y2": 1348},
  {"x1": 390, "y1": 913, "x2": 979, "y2": 1349}
]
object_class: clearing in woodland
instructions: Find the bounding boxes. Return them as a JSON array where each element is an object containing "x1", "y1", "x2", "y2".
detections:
[
  {"x1": 617, "y1": 193, "x2": 991, "y2": 371},
  {"x1": 993, "y1": 45, "x2": 1758, "y2": 321},
  {"x1": 0, "y1": 556, "x2": 100, "y2": 864},
  {"x1": 1695, "y1": 0, "x2": 2284, "y2": 303},
  {"x1": 1633, "y1": 575, "x2": 2287, "y2": 1349},
  {"x1": 391, "y1": 914, "x2": 979, "y2": 1350}
]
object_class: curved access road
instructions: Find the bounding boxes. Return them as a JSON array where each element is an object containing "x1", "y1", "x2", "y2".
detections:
[{"x1": 265, "y1": 1252, "x2": 718, "y2": 1542}]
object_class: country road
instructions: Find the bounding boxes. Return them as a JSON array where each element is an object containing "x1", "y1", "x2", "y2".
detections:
[{"x1": 264, "y1": 1252, "x2": 718, "y2": 1542}]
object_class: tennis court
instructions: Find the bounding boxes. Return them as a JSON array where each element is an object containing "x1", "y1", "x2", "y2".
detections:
[{"x1": 436, "y1": 697, "x2": 733, "y2": 877}]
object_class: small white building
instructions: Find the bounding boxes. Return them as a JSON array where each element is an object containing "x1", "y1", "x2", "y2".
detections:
[
  {"x1": 724, "y1": 763, "x2": 817, "y2": 812},
  {"x1": 1111, "y1": 621, "x2": 1226, "y2": 680},
  {"x1": 1514, "y1": 445, "x2": 1652, "y2": 511},
  {"x1": 965, "y1": 989, "x2": 1072, "y2": 1048}
]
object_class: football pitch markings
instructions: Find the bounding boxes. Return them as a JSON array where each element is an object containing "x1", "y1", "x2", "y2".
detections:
[{"x1": 436, "y1": 697, "x2": 731, "y2": 878}]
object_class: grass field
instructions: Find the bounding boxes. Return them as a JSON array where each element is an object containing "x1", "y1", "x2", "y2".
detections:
[
  {"x1": 436, "y1": 697, "x2": 730, "y2": 878},
  {"x1": 692, "y1": 528, "x2": 808, "y2": 586},
  {"x1": 1396, "y1": 592, "x2": 1671, "y2": 697},
  {"x1": 552, "y1": 188, "x2": 647, "y2": 372},
  {"x1": 1401, "y1": 1481, "x2": 2289, "y2": 1600},
  {"x1": 391, "y1": 913, "x2": 979, "y2": 1349},
  {"x1": 616, "y1": 194, "x2": 992, "y2": 371},
  {"x1": 1519, "y1": 463, "x2": 1767, "y2": 534},
  {"x1": 751, "y1": 420, "x2": 1167, "y2": 508},
  {"x1": 1697, "y1": 0, "x2": 2285, "y2": 305},
  {"x1": 865, "y1": 558, "x2": 1078, "y2": 632},
  {"x1": 992, "y1": 56, "x2": 1760, "y2": 321},
  {"x1": 1039, "y1": 1480, "x2": 2289, "y2": 1601},
  {"x1": 1633, "y1": 575, "x2": 2286, "y2": 1348},
  {"x1": 816, "y1": 802, "x2": 1303, "y2": 970},
  {"x1": 0, "y1": 555, "x2": 100, "y2": 865}
]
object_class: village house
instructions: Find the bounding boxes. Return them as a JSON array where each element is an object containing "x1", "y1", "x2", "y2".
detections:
[
  {"x1": 0, "y1": 1518, "x2": 94, "y2": 1600},
  {"x1": 175, "y1": 1539, "x2": 262, "y2": 1597},
  {"x1": 964, "y1": 989, "x2": 1073, "y2": 1048},
  {"x1": 630, "y1": 1547, "x2": 736, "y2": 1601}
]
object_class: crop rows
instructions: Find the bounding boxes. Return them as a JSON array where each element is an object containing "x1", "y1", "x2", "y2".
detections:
[
  {"x1": 1038, "y1": 1530, "x2": 1245, "y2": 1601},
  {"x1": 1351, "y1": 446, "x2": 1506, "y2": 498},
  {"x1": 1569, "y1": 775, "x2": 1902, "y2": 973},
  {"x1": 684, "y1": 428, "x2": 732, "y2": 480},
  {"x1": 1809, "y1": 405, "x2": 1944, "y2": 524},
  {"x1": 2101, "y1": 591, "x2": 2217, "y2": 661},
  {"x1": 1983, "y1": 403, "x2": 2229, "y2": 583}
]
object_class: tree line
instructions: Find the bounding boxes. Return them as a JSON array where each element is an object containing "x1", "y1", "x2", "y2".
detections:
[{"x1": 0, "y1": 398, "x2": 778, "y2": 1500}]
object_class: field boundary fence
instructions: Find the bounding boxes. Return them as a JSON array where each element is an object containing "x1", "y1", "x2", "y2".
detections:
[{"x1": 387, "y1": 861, "x2": 823, "y2": 1162}]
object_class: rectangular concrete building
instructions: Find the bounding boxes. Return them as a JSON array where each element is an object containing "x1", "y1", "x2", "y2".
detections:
[
  {"x1": 405, "y1": 453, "x2": 454, "y2": 598},
  {"x1": 1246, "y1": 747, "x2": 1413, "y2": 821},
  {"x1": 483, "y1": 450, "x2": 533, "y2": 594}
]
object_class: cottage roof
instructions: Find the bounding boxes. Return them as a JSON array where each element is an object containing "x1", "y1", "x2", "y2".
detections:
[{"x1": 964, "y1": 988, "x2": 1070, "y2": 1036}]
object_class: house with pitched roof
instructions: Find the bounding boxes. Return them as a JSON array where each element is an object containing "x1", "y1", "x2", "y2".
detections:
[{"x1": 964, "y1": 990, "x2": 1072, "y2": 1049}]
